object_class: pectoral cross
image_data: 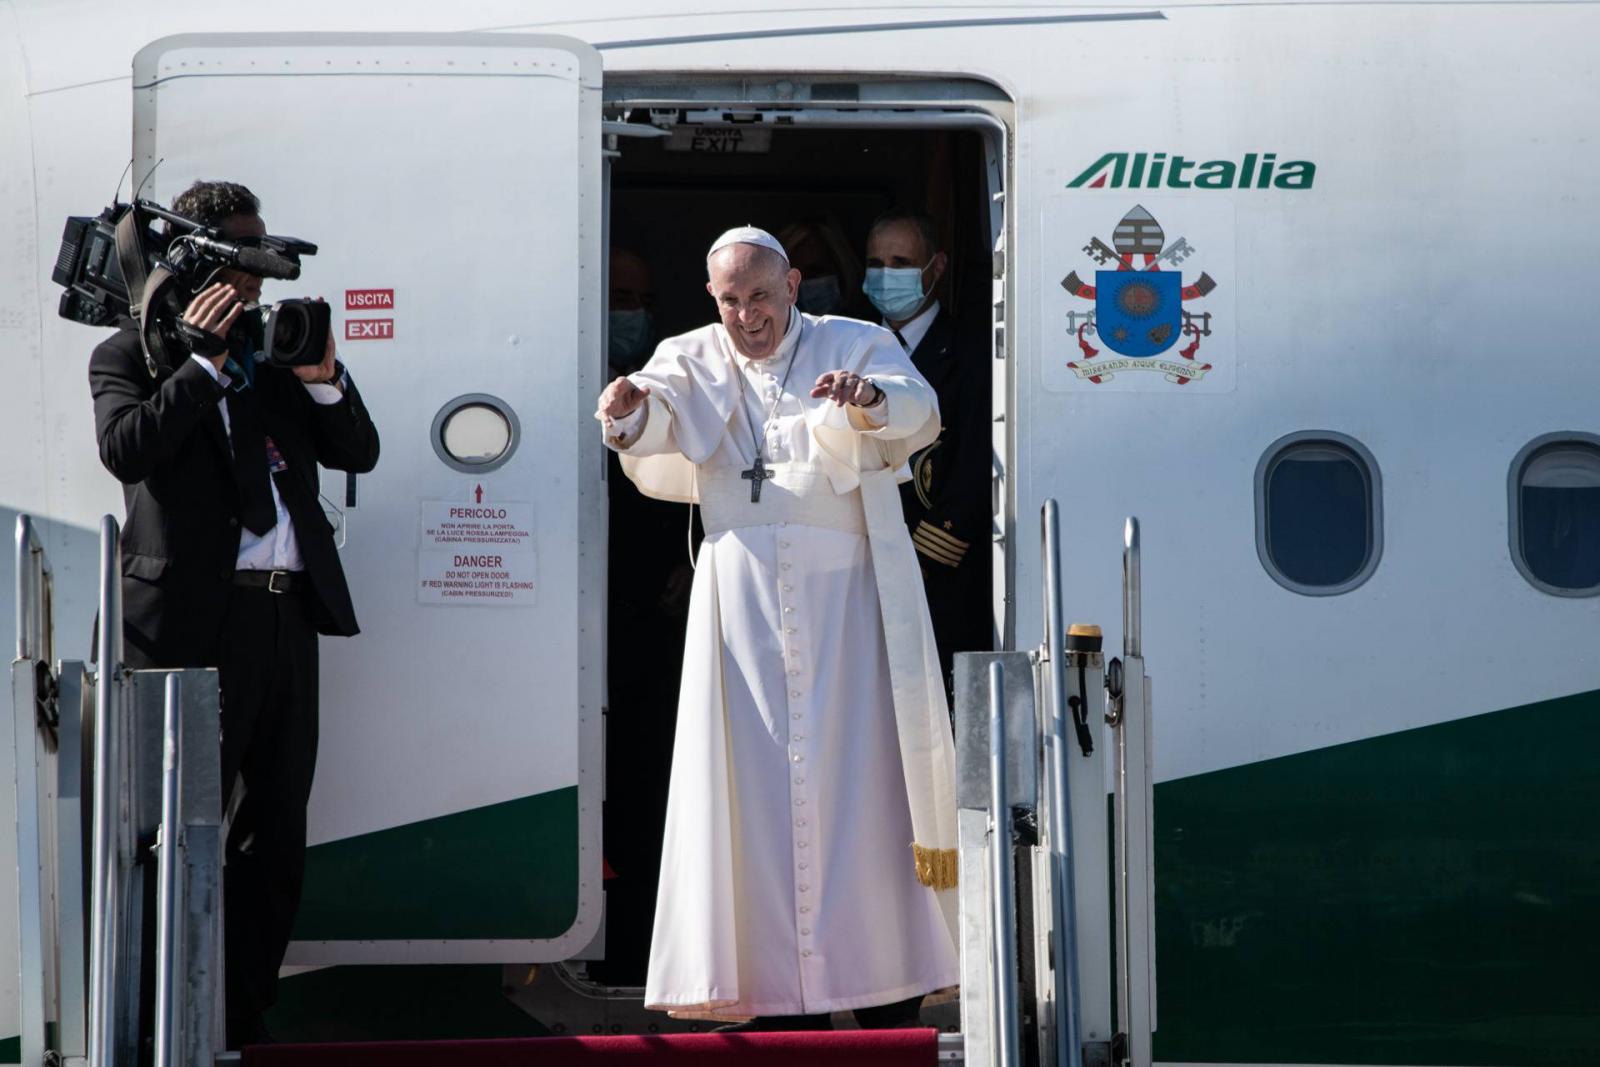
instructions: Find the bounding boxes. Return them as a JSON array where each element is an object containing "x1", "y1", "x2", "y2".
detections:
[{"x1": 741, "y1": 453, "x2": 770, "y2": 503}]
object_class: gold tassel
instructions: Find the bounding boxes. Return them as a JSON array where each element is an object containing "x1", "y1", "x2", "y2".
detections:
[{"x1": 913, "y1": 844, "x2": 959, "y2": 890}]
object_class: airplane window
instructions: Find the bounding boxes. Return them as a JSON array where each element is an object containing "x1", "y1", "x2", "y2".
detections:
[
  {"x1": 430, "y1": 394, "x2": 520, "y2": 474},
  {"x1": 1256, "y1": 433, "x2": 1382, "y2": 595},
  {"x1": 1511, "y1": 436, "x2": 1600, "y2": 596}
]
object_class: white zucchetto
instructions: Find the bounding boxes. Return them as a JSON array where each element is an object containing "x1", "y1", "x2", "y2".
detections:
[{"x1": 706, "y1": 225, "x2": 789, "y2": 264}]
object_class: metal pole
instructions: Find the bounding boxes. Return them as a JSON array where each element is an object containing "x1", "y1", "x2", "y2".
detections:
[
  {"x1": 988, "y1": 660, "x2": 1022, "y2": 1067},
  {"x1": 15, "y1": 515, "x2": 31, "y2": 660},
  {"x1": 16, "y1": 514, "x2": 52, "y2": 663},
  {"x1": 90, "y1": 515, "x2": 122, "y2": 1067},
  {"x1": 1041, "y1": 501, "x2": 1084, "y2": 1067},
  {"x1": 1123, "y1": 518, "x2": 1141, "y2": 659},
  {"x1": 153, "y1": 674, "x2": 182, "y2": 1067}
]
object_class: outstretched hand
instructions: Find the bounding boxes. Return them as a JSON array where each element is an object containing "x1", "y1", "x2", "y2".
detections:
[
  {"x1": 598, "y1": 376, "x2": 650, "y2": 420},
  {"x1": 810, "y1": 369, "x2": 879, "y2": 407}
]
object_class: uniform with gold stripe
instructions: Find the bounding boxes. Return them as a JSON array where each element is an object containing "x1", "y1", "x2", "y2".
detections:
[{"x1": 898, "y1": 306, "x2": 992, "y2": 695}]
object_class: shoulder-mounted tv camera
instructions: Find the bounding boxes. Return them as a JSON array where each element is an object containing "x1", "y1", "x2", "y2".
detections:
[{"x1": 52, "y1": 199, "x2": 331, "y2": 374}]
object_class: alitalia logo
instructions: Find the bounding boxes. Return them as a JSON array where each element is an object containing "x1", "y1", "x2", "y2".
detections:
[{"x1": 1069, "y1": 152, "x2": 1316, "y2": 190}]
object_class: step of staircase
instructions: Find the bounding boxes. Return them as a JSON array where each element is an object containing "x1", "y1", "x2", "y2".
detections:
[{"x1": 237, "y1": 1028, "x2": 951, "y2": 1066}]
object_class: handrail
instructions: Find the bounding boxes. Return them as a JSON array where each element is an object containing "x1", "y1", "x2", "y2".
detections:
[
  {"x1": 15, "y1": 515, "x2": 54, "y2": 664},
  {"x1": 1040, "y1": 501, "x2": 1084, "y2": 1067},
  {"x1": 1123, "y1": 518, "x2": 1141, "y2": 658},
  {"x1": 988, "y1": 660, "x2": 1022, "y2": 1067},
  {"x1": 153, "y1": 673, "x2": 182, "y2": 1067},
  {"x1": 89, "y1": 515, "x2": 123, "y2": 1067}
]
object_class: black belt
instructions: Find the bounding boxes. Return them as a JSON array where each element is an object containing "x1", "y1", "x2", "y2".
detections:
[{"x1": 232, "y1": 569, "x2": 306, "y2": 594}]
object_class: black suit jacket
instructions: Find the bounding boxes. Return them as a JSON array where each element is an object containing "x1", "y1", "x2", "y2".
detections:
[
  {"x1": 89, "y1": 327, "x2": 380, "y2": 669},
  {"x1": 899, "y1": 307, "x2": 990, "y2": 573}
]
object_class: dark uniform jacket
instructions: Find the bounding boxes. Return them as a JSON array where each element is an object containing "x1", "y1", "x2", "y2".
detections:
[
  {"x1": 88, "y1": 326, "x2": 380, "y2": 669},
  {"x1": 897, "y1": 307, "x2": 992, "y2": 677}
]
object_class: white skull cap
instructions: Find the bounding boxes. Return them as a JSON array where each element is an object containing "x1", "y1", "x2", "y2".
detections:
[{"x1": 706, "y1": 225, "x2": 789, "y2": 264}]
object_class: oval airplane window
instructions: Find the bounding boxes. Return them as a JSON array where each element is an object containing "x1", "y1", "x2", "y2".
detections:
[
  {"x1": 431, "y1": 394, "x2": 521, "y2": 474},
  {"x1": 1510, "y1": 435, "x2": 1600, "y2": 596},
  {"x1": 1256, "y1": 433, "x2": 1382, "y2": 596}
]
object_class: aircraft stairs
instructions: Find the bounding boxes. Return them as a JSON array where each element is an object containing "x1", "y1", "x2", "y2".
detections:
[{"x1": 9, "y1": 504, "x2": 1158, "y2": 1067}]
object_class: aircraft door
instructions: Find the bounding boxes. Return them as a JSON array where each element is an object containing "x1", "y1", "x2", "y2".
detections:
[{"x1": 131, "y1": 33, "x2": 605, "y2": 963}]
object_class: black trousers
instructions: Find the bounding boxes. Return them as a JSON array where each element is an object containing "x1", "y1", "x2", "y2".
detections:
[
  {"x1": 918, "y1": 556, "x2": 992, "y2": 705},
  {"x1": 216, "y1": 585, "x2": 320, "y2": 1041}
]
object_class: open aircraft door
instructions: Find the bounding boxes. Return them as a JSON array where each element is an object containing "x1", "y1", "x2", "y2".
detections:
[{"x1": 131, "y1": 33, "x2": 605, "y2": 963}]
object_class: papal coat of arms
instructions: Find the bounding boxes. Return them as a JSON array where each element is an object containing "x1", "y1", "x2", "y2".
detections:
[{"x1": 1060, "y1": 205, "x2": 1220, "y2": 384}]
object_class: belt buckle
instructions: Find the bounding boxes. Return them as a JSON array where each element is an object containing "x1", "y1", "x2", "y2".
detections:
[{"x1": 266, "y1": 570, "x2": 291, "y2": 595}]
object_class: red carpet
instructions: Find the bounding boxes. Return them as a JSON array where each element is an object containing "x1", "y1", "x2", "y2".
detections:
[{"x1": 243, "y1": 1029, "x2": 939, "y2": 1066}]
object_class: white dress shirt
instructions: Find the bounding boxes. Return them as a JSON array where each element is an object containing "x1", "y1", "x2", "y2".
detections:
[
  {"x1": 191, "y1": 353, "x2": 346, "y2": 571},
  {"x1": 885, "y1": 301, "x2": 940, "y2": 355}
]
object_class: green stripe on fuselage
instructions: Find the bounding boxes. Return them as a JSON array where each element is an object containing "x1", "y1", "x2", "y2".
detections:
[
  {"x1": 1153, "y1": 690, "x2": 1600, "y2": 1065},
  {"x1": 294, "y1": 786, "x2": 579, "y2": 941}
]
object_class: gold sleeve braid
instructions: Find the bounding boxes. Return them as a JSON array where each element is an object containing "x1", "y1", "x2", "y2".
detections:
[{"x1": 912, "y1": 520, "x2": 969, "y2": 567}]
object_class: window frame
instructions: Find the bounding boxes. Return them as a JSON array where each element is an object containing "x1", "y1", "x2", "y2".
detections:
[
  {"x1": 1254, "y1": 430, "x2": 1384, "y2": 597},
  {"x1": 1507, "y1": 431, "x2": 1600, "y2": 598},
  {"x1": 430, "y1": 392, "x2": 523, "y2": 475}
]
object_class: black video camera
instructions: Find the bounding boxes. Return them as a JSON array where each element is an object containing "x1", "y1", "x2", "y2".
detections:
[{"x1": 52, "y1": 199, "x2": 331, "y2": 368}]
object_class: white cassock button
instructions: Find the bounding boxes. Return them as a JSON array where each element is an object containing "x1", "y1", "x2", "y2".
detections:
[
  {"x1": 793, "y1": 734, "x2": 805, "y2": 741},
  {"x1": 792, "y1": 754, "x2": 804, "y2": 763},
  {"x1": 795, "y1": 818, "x2": 807, "y2": 827},
  {"x1": 799, "y1": 884, "x2": 810, "y2": 892},
  {"x1": 788, "y1": 669, "x2": 800, "y2": 677},
  {"x1": 779, "y1": 540, "x2": 791, "y2": 549},
  {"x1": 797, "y1": 841, "x2": 808, "y2": 849},
  {"x1": 798, "y1": 863, "x2": 808, "y2": 871},
  {"x1": 799, "y1": 905, "x2": 811, "y2": 913},
  {"x1": 793, "y1": 777, "x2": 804, "y2": 785},
  {"x1": 802, "y1": 950, "x2": 814, "y2": 958},
  {"x1": 783, "y1": 585, "x2": 794, "y2": 593},
  {"x1": 792, "y1": 712, "x2": 802, "y2": 720},
  {"x1": 786, "y1": 627, "x2": 797, "y2": 635},
  {"x1": 783, "y1": 606, "x2": 795, "y2": 614},
  {"x1": 781, "y1": 563, "x2": 792, "y2": 571},
  {"x1": 790, "y1": 690, "x2": 801, "y2": 698},
  {"x1": 801, "y1": 928, "x2": 811, "y2": 936}
]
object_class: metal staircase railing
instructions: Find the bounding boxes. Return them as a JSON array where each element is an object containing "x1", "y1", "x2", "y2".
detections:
[
  {"x1": 14, "y1": 514, "x2": 224, "y2": 1067},
  {"x1": 12, "y1": 515, "x2": 89, "y2": 1067},
  {"x1": 953, "y1": 503, "x2": 1158, "y2": 1067}
]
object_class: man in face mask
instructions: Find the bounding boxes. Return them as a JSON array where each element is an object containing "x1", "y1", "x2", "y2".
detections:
[
  {"x1": 863, "y1": 210, "x2": 993, "y2": 702},
  {"x1": 610, "y1": 248, "x2": 657, "y2": 375}
]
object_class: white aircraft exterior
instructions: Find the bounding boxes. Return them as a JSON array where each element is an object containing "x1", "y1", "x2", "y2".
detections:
[{"x1": 1, "y1": 2, "x2": 1597, "y2": 1065}]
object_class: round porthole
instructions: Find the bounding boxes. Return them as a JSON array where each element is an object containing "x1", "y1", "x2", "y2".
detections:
[
  {"x1": 1254, "y1": 431, "x2": 1383, "y2": 596},
  {"x1": 431, "y1": 394, "x2": 520, "y2": 474}
]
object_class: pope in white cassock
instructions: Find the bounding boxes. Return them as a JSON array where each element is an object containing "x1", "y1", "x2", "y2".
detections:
[{"x1": 596, "y1": 227, "x2": 962, "y2": 1029}]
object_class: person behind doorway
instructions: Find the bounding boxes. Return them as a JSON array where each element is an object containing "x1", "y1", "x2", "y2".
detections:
[
  {"x1": 595, "y1": 226, "x2": 960, "y2": 1031},
  {"x1": 87, "y1": 180, "x2": 380, "y2": 1047},
  {"x1": 776, "y1": 217, "x2": 870, "y2": 320},
  {"x1": 610, "y1": 247, "x2": 659, "y2": 377},
  {"x1": 598, "y1": 246, "x2": 693, "y2": 983},
  {"x1": 864, "y1": 209, "x2": 993, "y2": 701}
]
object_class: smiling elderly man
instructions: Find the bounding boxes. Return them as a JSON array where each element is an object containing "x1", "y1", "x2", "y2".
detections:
[{"x1": 596, "y1": 226, "x2": 960, "y2": 1030}]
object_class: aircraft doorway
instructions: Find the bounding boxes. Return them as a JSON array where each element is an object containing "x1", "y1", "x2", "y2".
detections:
[{"x1": 594, "y1": 105, "x2": 1005, "y2": 988}]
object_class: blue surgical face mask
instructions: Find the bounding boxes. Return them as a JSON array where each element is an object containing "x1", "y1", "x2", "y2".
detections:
[
  {"x1": 796, "y1": 274, "x2": 843, "y2": 316},
  {"x1": 608, "y1": 308, "x2": 654, "y2": 373},
  {"x1": 862, "y1": 264, "x2": 929, "y2": 321}
]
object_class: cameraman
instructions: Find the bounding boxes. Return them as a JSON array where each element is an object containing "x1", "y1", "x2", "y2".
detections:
[{"x1": 87, "y1": 180, "x2": 380, "y2": 1047}]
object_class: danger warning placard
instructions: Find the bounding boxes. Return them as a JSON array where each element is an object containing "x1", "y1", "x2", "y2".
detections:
[{"x1": 417, "y1": 499, "x2": 536, "y2": 606}]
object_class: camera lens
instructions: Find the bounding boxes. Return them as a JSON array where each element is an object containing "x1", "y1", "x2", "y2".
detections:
[
  {"x1": 263, "y1": 298, "x2": 330, "y2": 367},
  {"x1": 273, "y1": 302, "x2": 309, "y2": 358}
]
